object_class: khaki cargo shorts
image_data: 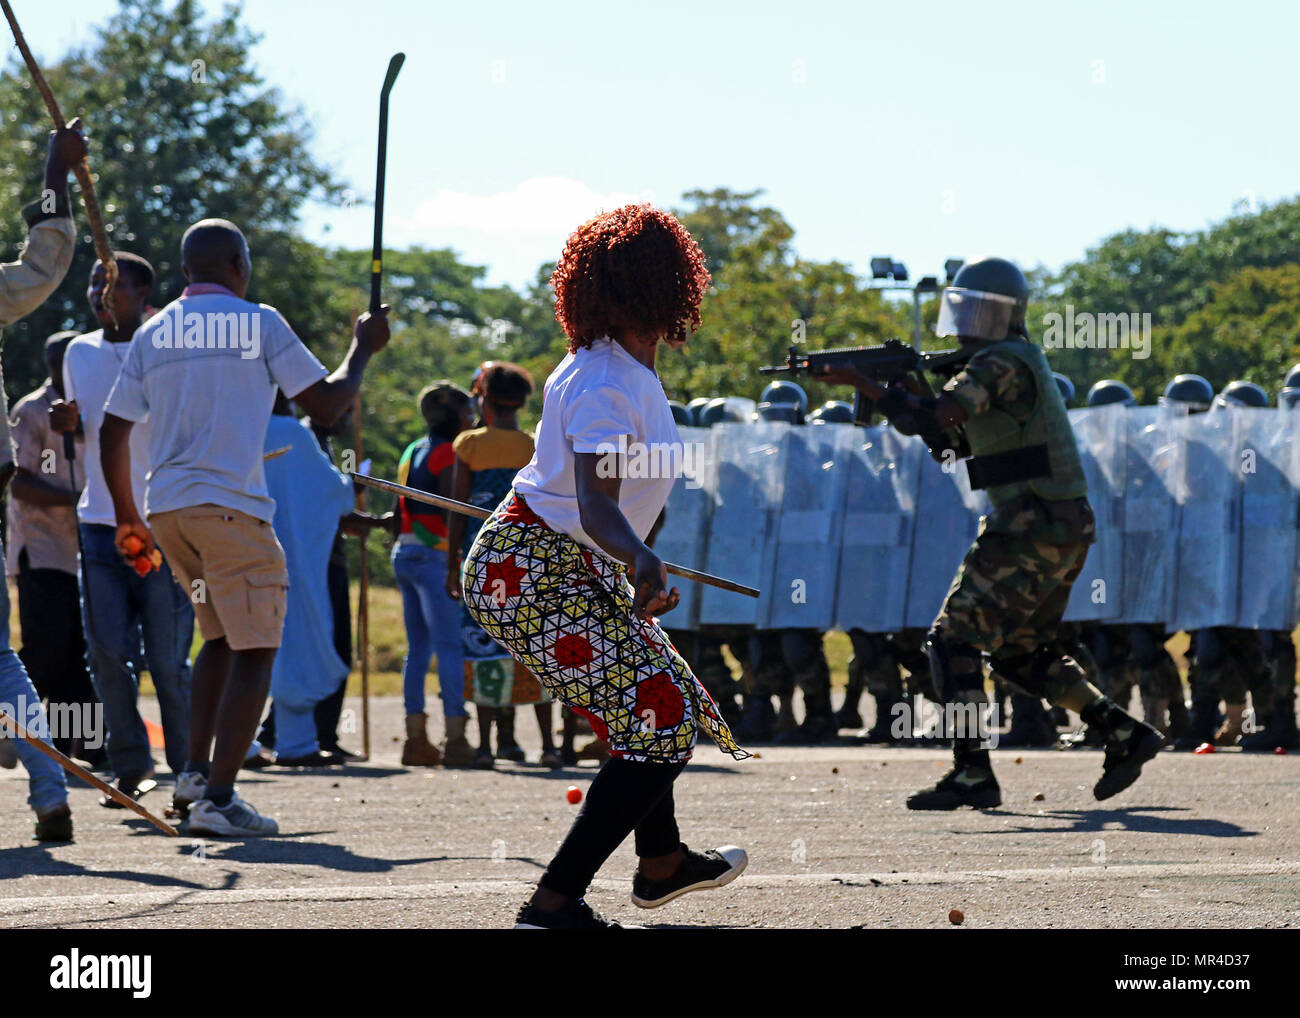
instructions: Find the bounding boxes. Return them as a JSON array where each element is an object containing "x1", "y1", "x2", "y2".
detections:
[{"x1": 150, "y1": 503, "x2": 289, "y2": 651}]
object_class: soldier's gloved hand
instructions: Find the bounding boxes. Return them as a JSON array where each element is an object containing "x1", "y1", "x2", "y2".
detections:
[{"x1": 875, "y1": 387, "x2": 911, "y2": 422}]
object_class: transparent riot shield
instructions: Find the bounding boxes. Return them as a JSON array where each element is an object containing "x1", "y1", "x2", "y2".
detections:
[
  {"x1": 1119, "y1": 406, "x2": 1179, "y2": 625},
  {"x1": 653, "y1": 425, "x2": 713, "y2": 630},
  {"x1": 904, "y1": 444, "x2": 981, "y2": 631},
  {"x1": 1167, "y1": 407, "x2": 1240, "y2": 632},
  {"x1": 834, "y1": 425, "x2": 922, "y2": 633},
  {"x1": 1236, "y1": 408, "x2": 1299, "y2": 630},
  {"x1": 763, "y1": 423, "x2": 853, "y2": 630},
  {"x1": 698, "y1": 420, "x2": 787, "y2": 626},
  {"x1": 1064, "y1": 405, "x2": 1126, "y2": 621}
]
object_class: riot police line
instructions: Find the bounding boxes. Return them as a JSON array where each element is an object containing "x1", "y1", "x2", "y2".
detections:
[{"x1": 656, "y1": 403, "x2": 1300, "y2": 637}]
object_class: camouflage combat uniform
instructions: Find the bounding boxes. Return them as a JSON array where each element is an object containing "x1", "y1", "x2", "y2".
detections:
[
  {"x1": 743, "y1": 628, "x2": 836, "y2": 743},
  {"x1": 1182, "y1": 626, "x2": 1273, "y2": 745},
  {"x1": 841, "y1": 629, "x2": 907, "y2": 739},
  {"x1": 908, "y1": 336, "x2": 1163, "y2": 812},
  {"x1": 1241, "y1": 630, "x2": 1299, "y2": 750},
  {"x1": 932, "y1": 340, "x2": 1097, "y2": 705},
  {"x1": 664, "y1": 627, "x2": 744, "y2": 731}
]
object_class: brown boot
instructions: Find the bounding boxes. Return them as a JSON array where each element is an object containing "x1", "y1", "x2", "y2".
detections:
[
  {"x1": 440, "y1": 715, "x2": 476, "y2": 768},
  {"x1": 1214, "y1": 703, "x2": 1246, "y2": 746},
  {"x1": 401, "y1": 713, "x2": 443, "y2": 767}
]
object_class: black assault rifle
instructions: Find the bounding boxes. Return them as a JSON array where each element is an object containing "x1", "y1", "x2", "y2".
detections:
[{"x1": 759, "y1": 337, "x2": 972, "y2": 425}]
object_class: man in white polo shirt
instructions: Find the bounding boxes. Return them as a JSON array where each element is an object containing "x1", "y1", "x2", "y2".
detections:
[
  {"x1": 100, "y1": 219, "x2": 390, "y2": 837},
  {"x1": 52, "y1": 253, "x2": 194, "y2": 805}
]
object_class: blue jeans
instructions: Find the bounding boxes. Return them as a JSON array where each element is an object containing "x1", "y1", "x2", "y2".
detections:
[
  {"x1": 0, "y1": 538, "x2": 68, "y2": 813},
  {"x1": 392, "y1": 542, "x2": 465, "y2": 717},
  {"x1": 79, "y1": 524, "x2": 194, "y2": 777}
]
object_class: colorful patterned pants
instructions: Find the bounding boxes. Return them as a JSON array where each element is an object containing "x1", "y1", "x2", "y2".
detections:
[{"x1": 461, "y1": 493, "x2": 748, "y2": 764}]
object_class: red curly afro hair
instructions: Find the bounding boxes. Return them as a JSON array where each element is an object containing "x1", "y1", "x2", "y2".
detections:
[{"x1": 551, "y1": 204, "x2": 711, "y2": 352}]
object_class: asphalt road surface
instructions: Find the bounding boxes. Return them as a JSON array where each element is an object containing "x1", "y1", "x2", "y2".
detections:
[{"x1": 2, "y1": 697, "x2": 1297, "y2": 929}]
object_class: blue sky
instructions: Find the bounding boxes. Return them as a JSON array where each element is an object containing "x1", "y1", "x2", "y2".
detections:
[{"x1": 23, "y1": 0, "x2": 1300, "y2": 289}]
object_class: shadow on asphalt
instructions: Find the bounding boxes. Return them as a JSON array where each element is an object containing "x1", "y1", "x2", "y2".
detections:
[
  {"x1": 0, "y1": 843, "x2": 216, "y2": 890},
  {"x1": 977, "y1": 805, "x2": 1257, "y2": 838},
  {"x1": 255, "y1": 764, "x2": 410, "y2": 779},
  {"x1": 178, "y1": 836, "x2": 445, "y2": 872}
]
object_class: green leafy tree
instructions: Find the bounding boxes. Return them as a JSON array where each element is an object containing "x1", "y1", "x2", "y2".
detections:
[
  {"x1": 666, "y1": 189, "x2": 910, "y2": 406},
  {"x1": 1151, "y1": 265, "x2": 1300, "y2": 396},
  {"x1": 1036, "y1": 197, "x2": 1300, "y2": 402},
  {"x1": 0, "y1": 0, "x2": 346, "y2": 400}
]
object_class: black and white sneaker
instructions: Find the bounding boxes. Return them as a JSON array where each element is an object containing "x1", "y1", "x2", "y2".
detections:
[
  {"x1": 630, "y1": 845, "x2": 748, "y2": 909},
  {"x1": 514, "y1": 898, "x2": 634, "y2": 929}
]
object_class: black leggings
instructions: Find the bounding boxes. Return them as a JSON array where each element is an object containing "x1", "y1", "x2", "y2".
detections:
[{"x1": 540, "y1": 757, "x2": 686, "y2": 898}]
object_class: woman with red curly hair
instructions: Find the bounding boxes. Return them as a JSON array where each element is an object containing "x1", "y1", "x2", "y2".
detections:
[{"x1": 461, "y1": 204, "x2": 749, "y2": 929}]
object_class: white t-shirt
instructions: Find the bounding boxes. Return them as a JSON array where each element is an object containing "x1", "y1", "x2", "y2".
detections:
[
  {"x1": 104, "y1": 286, "x2": 328, "y2": 522},
  {"x1": 513, "y1": 339, "x2": 682, "y2": 550},
  {"x1": 62, "y1": 329, "x2": 153, "y2": 528}
]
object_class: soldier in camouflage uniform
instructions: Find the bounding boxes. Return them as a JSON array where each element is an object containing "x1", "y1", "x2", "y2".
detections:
[
  {"x1": 995, "y1": 373, "x2": 1078, "y2": 746},
  {"x1": 1070, "y1": 380, "x2": 1185, "y2": 745},
  {"x1": 739, "y1": 382, "x2": 839, "y2": 744},
  {"x1": 661, "y1": 404, "x2": 747, "y2": 731},
  {"x1": 1241, "y1": 630, "x2": 1299, "y2": 751},
  {"x1": 1162, "y1": 377, "x2": 1260, "y2": 749},
  {"x1": 1078, "y1": 380, "x2": 1141, "y2": 720},
  {"x1": 1242, "y1": 366, "x2": 1300, "y2": 751},
  {"x1": 841, "y1": 628, "x2": 934, "y2": 742},
  {"x1": 821, "y1": 399, "x2": 914, "y2": 740},
  {"x1": 820, "y1": 257, "x2": 1164, "y2": 809},
  {"x1": 839, "y1": 629, "x2": 906, "y2": 739}
]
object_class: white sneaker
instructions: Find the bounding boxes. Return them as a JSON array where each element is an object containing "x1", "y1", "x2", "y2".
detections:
[
  {"x1": 173, "y1": 771, "x2": 207, "y2": 815},
  {"x1": 187, "y1": 791, "x2": 279, "y2": 837}
]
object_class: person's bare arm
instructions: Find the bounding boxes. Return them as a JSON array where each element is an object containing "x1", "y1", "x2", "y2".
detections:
[
  {"x1": 290, "y1": 307, "x2": 391, "y2": 427},
  {"x1": 0, "y1": 123, "x2": 85, "y2": 327},
  {"x1": 100, "y1": 412, "x2": 153, "y2": 558},
  {"x1": 444, "y1": 457, "x2": 473, "y2": 600},
  {"x1": 574, "y1": 451, "x2": 679, "y2": 618},
  {"x1": 11, "y1": 467, "x2": 77, "y2": 507}
]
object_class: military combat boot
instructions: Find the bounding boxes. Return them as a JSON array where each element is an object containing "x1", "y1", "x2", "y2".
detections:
[
  {"x1": 1240, "y1": 696, "x2": 1299, "y2": 751},
  {"x1": 834, "y1": 686, "x2": 865, "y2": 730},
  {"x1": 1172, "y1": 697, "x2": 1219, "y2": 751},
  {"x1": 1000, "y1": 693, "x2": 1058, "y2": 748},
  {"x1": 855, "y1": 694, "x2": 904, "y2": 744},
  {"x1": 1166, "y1": 695, "x2": 1191, "y2": 739},
  {"x1": 1144, "y1": 695, "x2": 1178, "y2": 735},
  {"x1": 774, "y1": 690, "x2": 839, "y2": 745},
  {"x1": 906, "y1": 744, "x2": 1001, "y2": 811},
  {"x1": 1083, "y1": 699, "x2": 1165, "y2": 800},
  {"x1": 736, "y1": 696, "x2": 775, "y2": 743},
  {"x1": 775, "y1": 695, "x2": 797, "y2": 735}
]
